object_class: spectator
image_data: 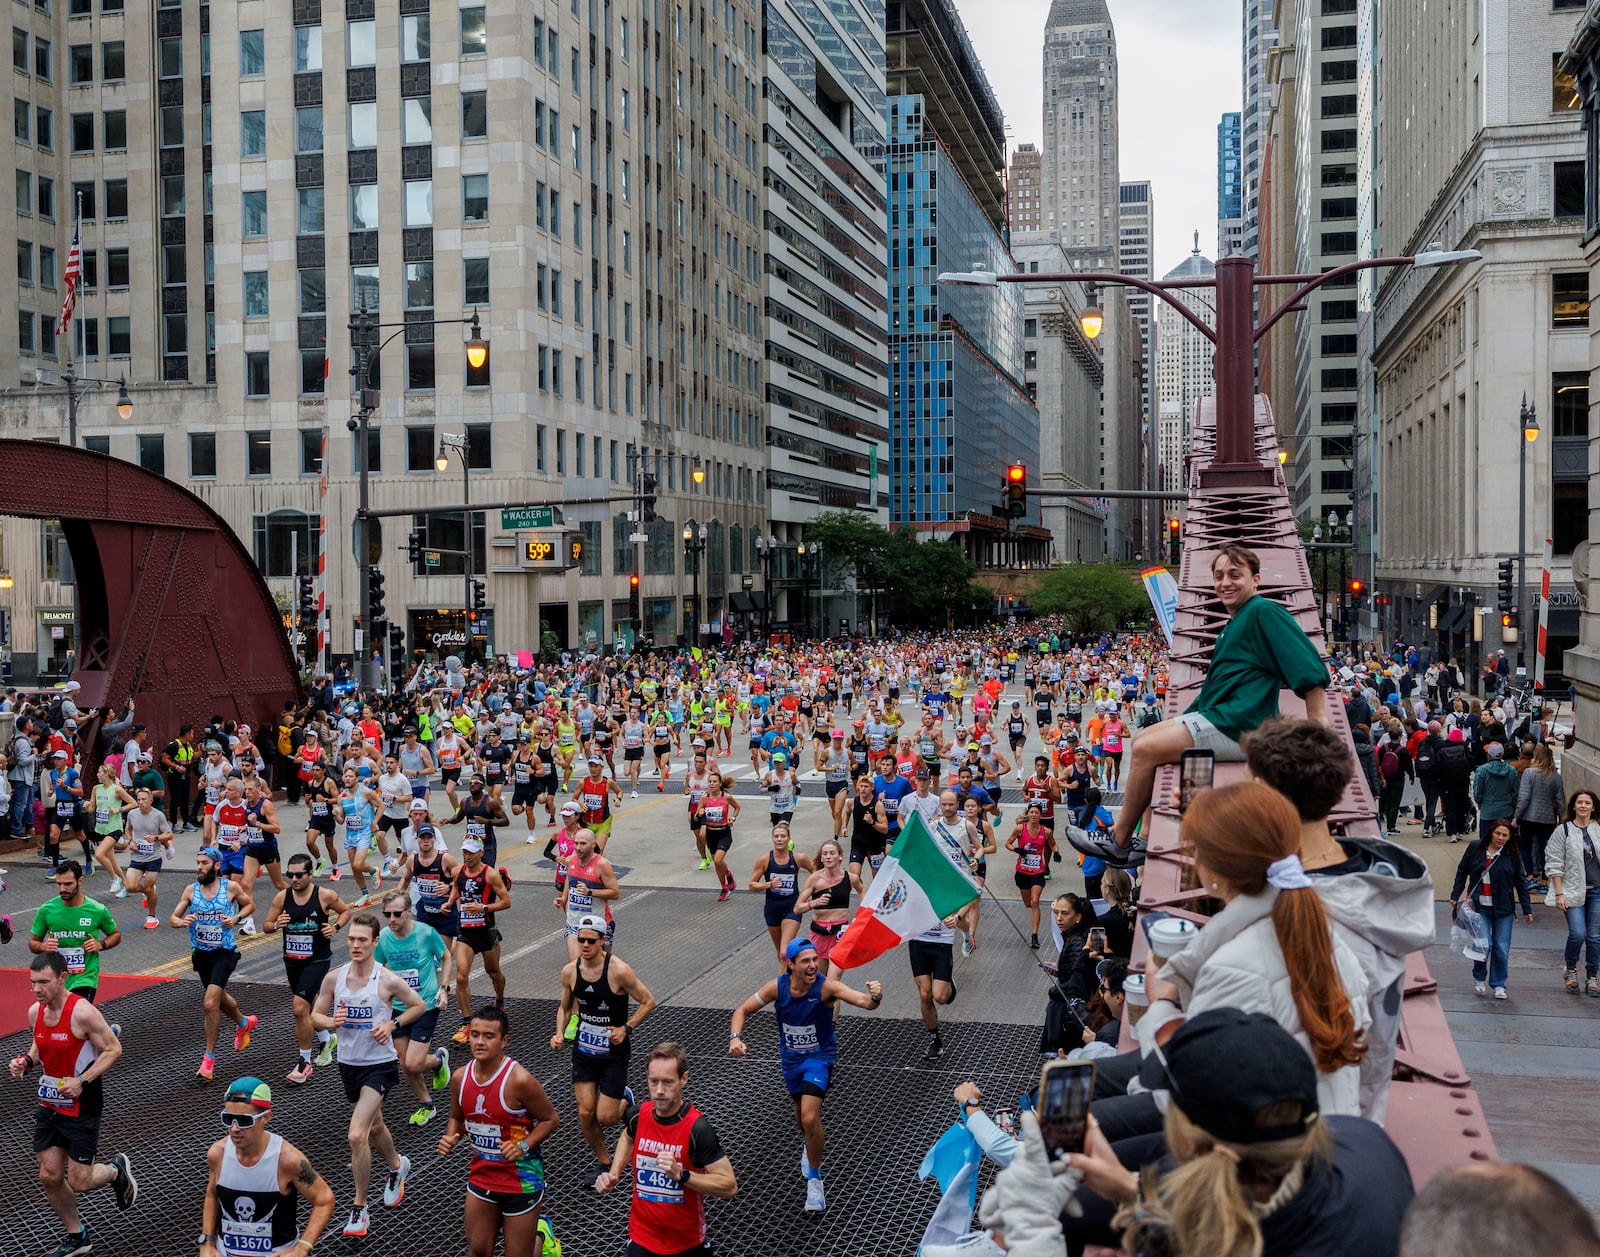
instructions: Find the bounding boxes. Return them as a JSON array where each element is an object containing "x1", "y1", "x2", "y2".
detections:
[
  {"x1": 1412, "y1": 719, "x2": 1446, "y2": 835},
  {"x1": 1545, "y1": 789, "x2": 1600, "y2": 997},
  {"x1": 1514, "y1": 742, "x2": 1564, "y2": 891},
  {"x1": 1078, "y1": 545, "x2": 1330, "y2": 867},
  {"x1": 1449, "y1": 819, "x2": 1534, "y2": 1000},
  {"x1": 7, "y1": 716, "x2": 38, "y2": 837},
  {"x1": 1472, "y1": 742, "x2": 1519, "y2": 843},
  {"x1": 1377, "y1": 719, "x2": 1413, "y2": 836},
  {"x1": 1042, "y1": 892, "x2": 1098, "y2": 1006},
  {"x1": 1085, "y1": 958, "x2": 1128, "y2": 1049},
  {"x1": 1437, "y1": 727, "x2": 1474, "y2": 842},
  {"x1": 1059, "y1": 1010, "x2": 1414, "y2": 1257},
  {"x1": 1097, "y1": 867, "x2": 1136, "y2": 958},
  {"x1": 1241, "y1": 717, "x2": 1434, "y2": 1122},
  {"x1": 1399, "y1": 1162, "x2": 1600, "y2": 1257},
  {"x1": 1350, "y1": 724, "x2": 1380, "y2": 804}
]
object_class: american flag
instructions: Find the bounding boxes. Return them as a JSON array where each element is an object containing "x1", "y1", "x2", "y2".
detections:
[{"x1": 55, "y1": 221, "x2": 82, "y2": 338}]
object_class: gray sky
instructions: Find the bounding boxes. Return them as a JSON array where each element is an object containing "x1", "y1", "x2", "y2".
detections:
[{"x1": 966, "y1": 0, "x2": 1244, "y2": 275}]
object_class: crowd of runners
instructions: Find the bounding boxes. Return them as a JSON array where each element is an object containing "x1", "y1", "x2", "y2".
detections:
[{"x1": 5, "y1": 626, "x2": 1185, "y2": 1256}]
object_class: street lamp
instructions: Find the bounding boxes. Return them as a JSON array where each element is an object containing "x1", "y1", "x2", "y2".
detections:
[
  {"x1": 1080, "y1": 286, "x2": 1104, "y2": 341},
  {"x1": 692, "y1": 457, "x2": 706, "y2": 487},
  {"x1": 1517, "y1": 393, "x2": 1540, "y2": 671},
  {"x1": 683, "y1": 523, "x2": 707, "y2": 645},
  {"x1": 464, "y1": 310, "x2": 488, "y2": 371},
  {"x1": 754, "y1": 532, "x2": 777, "y2": 642},
  {"x1": 797, "y1": 541, "x2": 822, "y2": 638},
  {"x1": 435, "y1": 431, "x2": 472, "y2": 654}
]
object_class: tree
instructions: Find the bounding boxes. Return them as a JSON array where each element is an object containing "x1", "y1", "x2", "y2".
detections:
[
  {"x1": 1030, "y1": 563, "x2": 1150, "y2": 636},
  {"x1": 802, "y1": 511, "x2": 988, "y2": 630}
]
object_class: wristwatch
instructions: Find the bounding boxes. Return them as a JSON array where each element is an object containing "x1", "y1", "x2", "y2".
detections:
[
  {"x1": 676, "y1": 1166, "x2": 692, "y2": 1187},
  {"x1": 196, "y1": 1235, "x2": 213, "y2": 1249}
]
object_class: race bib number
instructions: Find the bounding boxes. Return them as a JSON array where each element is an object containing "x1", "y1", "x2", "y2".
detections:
[
  {"x1": 635, "y1": 1157, "x2": 685, "y2": 1204},
  {"x1": 94, "y1": 808, "x2": 110, "y2": 827},
  {"x1": 219, "y1": 1221, "x2": 275, "y2": 1254},
  {"x1": 465, "y1": 1120, "x2": 505, "y2": 1160},
  {"x1": 310, "y1": 800, "x2": 329, "y2": 817},
  {"x1": 466, "y1": 821, "x2": 487, "y2": 841},
  {"x1": 218, "y1": 824, "x2": 243, "y2": 851},
  {"x1": 781, "y1": 1021, "x2": 820, "y2": 1054},
  {"x1": 416, "y1": 877, "x2": 445, "y2": 906},
  {"x1": 58, "y1": 946, "x2": 86, "y2": 974},
  {"x1": 284, "y1": 934, "x2": 315, "y2": 959},
  {"x1": 576, "y1": 1019, "x2": 611, "y2": 1056},
  {"x1": 205, "y1": 785, "x2": 221, "y2": 805},
  {"x1": 134, "y1": 839, "x2": 160, "y2": 861},
  {"x1": 396, "y1": 967, "x2": 422, "y2": 990},
  {"x1": 37, "y1": 1075, "x2": 73, "y2": 1108},
  {"x1": 567, "y1": 884, "x2": 593, "y2": 912},
  {"x1": 246, "y1": 828, "x2": 267, "y2": 846},
  {"x1": 342, "y1": 1002, "x2": 375, "y2": 1030},
  {"x1": 196, "y1": 924, "x2": 225, "y2": 948},
  {"x1": 56, "y1": 800, "x2": 76, "y2": 818},
  {"x1": 768, "y1": 872, "x2": 796, "y2": 896},
  {"x1": 460, "y1": 902, "x2": 487, "y2": 926},
  {"x1": 1021, "y1": 852, "x2": 1042, "y2": 873}
]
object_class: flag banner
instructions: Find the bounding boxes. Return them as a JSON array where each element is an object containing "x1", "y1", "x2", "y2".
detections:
[
  {"x1": 56, "y1": 222, "x2": 82, "y2": 337},
  {"x1": 829, "y1": 812, "x2": 978, "y2": 969},
  {"x1": 1140, "y1": 565, "x2": 1179, "y2": 644}
]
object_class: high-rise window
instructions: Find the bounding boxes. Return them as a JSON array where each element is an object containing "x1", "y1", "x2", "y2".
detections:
[
  {"x1": 242, "y1": 190, "x2": 267, "y2": 237},
  {"x1": 349, "y1": 101, "x2": 376, "y2": 148},
  {"x1": 404, "y1": 180, "x2": 433, "y2": 226},
  {"x1": 246, "y1": 430, "x2": 272, "y2": 476},
  {"x1": 461, "y1": 91, "x2": 486, "y2": 138},
  {"x1": 294, "y1": 26, "x2": 321, "y2": 72},
  {"x1": 346, "y1": 20, "x2": 375, "y2": 67},
  {"x1": 403, "y1": 98, "x2": 431, "y2": 144},
  {"x1": 239, "y1": 29, "x2": 264, "y2": 76},
  {"x1": 189, "y1": 432, "x2": 217, "y2": 478},
  {"x1": 296, "y1": 106, "x2": 322, "y2": 153},
  {"x1": 245, "y1": 351, "x2": 271, "y2": 397},
  {"x1": 460, "y1": 8, "x2": 486, "y2": 56},
  {"x1": 463, "y1": 257, "x2": 490, "y2": 305},
  {"x1": 350, "y1": 184, "x2": 379, "y2": 230},
  {"x1": 462, "y1": 174, "x2": 488, "y2": 223},
  {"x1": 240, "y1": 110, "x2": 266, "y2": 157},
  {"x1": 402, "y1": 15, "x2": 429, "y2": 61},
  {"x1": 243, "y1": 271, "x2": 269, "y2": 317}
]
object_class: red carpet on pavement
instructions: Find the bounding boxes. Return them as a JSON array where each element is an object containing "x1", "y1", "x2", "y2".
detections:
[{"x1": 0, "y1": 968, "x2": 175, "y2": 1038}]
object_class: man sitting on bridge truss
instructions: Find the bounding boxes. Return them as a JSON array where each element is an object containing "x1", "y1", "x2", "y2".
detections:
[{"x1": 1070, "y1": 544, "x2": 1330, "y2": 869}]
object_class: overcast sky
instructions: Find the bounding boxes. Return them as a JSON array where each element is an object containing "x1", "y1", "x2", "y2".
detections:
[{"x1": 964, "y1": 0, "x2": 1244, "y2": 275}]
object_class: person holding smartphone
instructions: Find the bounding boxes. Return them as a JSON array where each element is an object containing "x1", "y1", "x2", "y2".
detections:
[{"x1": 1070, "y1": 544, "x2": 1331, "y2": 869}]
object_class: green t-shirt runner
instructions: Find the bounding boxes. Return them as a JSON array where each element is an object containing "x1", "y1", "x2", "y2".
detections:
[
  {"x1": 31, "y1": 895, "x2": 120, "y2": 993},
  {"x1": 374, "y1": 921, "x2": 447, "y2": 1010},
  {"x1": 1184, "y1": 593, "x2": 1329, "y2": 741}
]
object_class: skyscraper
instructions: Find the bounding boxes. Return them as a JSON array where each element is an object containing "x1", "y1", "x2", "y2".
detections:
[
  {"x1": 1041, "y1": 0, "x2": 1119, "y2": 266},
  {"x1": 1118, "y1": 179, "x2": 1156, "y2": 543},
  {"x1": 1154, "y1": 242, "x2": 1217, "y2": 493},
  {"x1": 1241, "y1": 2, "x2": 1279, "y2": 259},
  {"x1": 1009, "y1": 143, "x2": 1044, "y2": 237},
  {"x1": 1217, "y1": 111, "x2": 1243, "y2": 257}
]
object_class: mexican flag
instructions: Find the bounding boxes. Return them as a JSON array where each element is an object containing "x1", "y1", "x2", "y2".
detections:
[{"x1": 829, "y1": 813, "x2": 979, "y2": 969}]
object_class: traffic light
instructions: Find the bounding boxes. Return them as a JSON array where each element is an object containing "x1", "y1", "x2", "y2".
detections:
[
  {"x1": 1167, "y1": 517, "x2": 1181, "y2": 562},
  {"x1": 471, "y1": 579, "x2": 487, "y2": 613},
  {"x1": 565, "y1": 531, "x2": 584, "y2": 571},
  {"x1": 1004, "y1": 463, "x2": 1027, "y2": 519},
  {"x1": 641, "y1": 473, "x2": 659, "y2": 524},
  {"x1": 406, "y1": 530, "x2": 422, "y2": 564},
  {"x1": 296, "y1": 575, "x2": 314, "y2": 625},
  {"x1": 1496, "y1": 558, "x2": 1515, "y2": 612},
  {"x1": 1349, "y1": 578, "x2": 1363, "y2": 596},
  {"x1": 388, "y1": 622, "x2": 405, "y2": 658},
  {"x1": 629, "y1": 573, "x2": 641, "y2": 622},
  {"x1": 368, "y1": 567, "x2": 386, "y2": 621}
]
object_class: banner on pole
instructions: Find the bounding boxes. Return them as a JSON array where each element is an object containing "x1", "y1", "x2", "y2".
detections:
[{"x1": 1140, "y1": 566, "x2": 1179, "y2": 645}]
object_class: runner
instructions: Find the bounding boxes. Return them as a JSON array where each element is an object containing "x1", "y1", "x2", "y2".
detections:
[
  {"x1": 448, "y1": 774, "x2": 510, "y2": 868},
  {"x1": 620, "y1": 706, "x2": 648, "y2": 797},
  {"x1": 447, "y1": 838, "x2": 512, "y2": 1045},
  {"x1": 727, "y1": 939, "x2": 883, "y2": 1212},
  {"x1": 121, "y1": 788, "x2": 176, "y2": 929},
  {"x1": 910, "y1": 795, "x2": 978, "y2": 1061},
  {"x1": 509, "y1": 736, "x2": 542, "y2": 842},
  {"x1": 435, "y1": 722, "x2": 468, "y2": 809},
  {"x1": 198, "y1": 1076, "x2": 336, "y2": 1257},
  {"x1": 238, "y1": 778, "x2": 284, "y2": 937},
  {"x1": 573, "y1": 756, "x2": 623, "y2": 853},
  {"x1": 762, "y1": 752, "x2": 800, "y2": 827},
  {"x1": 301, "y1": 762, "x2": 339, "y2": 876},
  {"x1": 331, "y1": 764, "x2": 382, "y2": 901},
  {"x1": 551, "y1": 916, "x2": 656, "y2": 1183},
  {"x1": 650, "y1": 705, "x2": 675, "y2": 792},
  {"x1": 309, "y1": 910, "x2": 428, "y2": 1239},
  {"x1": 397, "y1": 822, "x2": 460, "y2": 997},
  {"x1": 1005, "y1": 802, "x2": 1056, "y2": 948},
  {"x1": 559, "y1": 826, "x2": 620, "y2": 962},
  {"x1": 199, "y1": 741, "x2": 234, "y2": 847},
  {"x1": 749, "y1": 822, "x2": 813, "y2": 960},
  {"x1": 593, "y1": 1041, "x2": 738, "y2": 1254},
  {"x1": 691, "y1": 770, "x2": 741, "y2": 902},
  {"x1": 10, "y1": 952, "x2": 137, "y2": 1257},
  {"x1": 375, "y1": 752, "x2": 415, "y2": 878},
  {"x1": 44, "y1": 750, "x2": 89, "y2": 878},
  {"x1": 793, "y1": 839, "x2": 860, "y2": 976},
  {"x1": 682, "y1": 747, "x2": 716, "y2": 870},
  {"x1": 212, "y1": 776, "x2": 251, "y2": 910},
  {"x1": 397, "y1": 726, "x2": 436, "y2": 805},
  {"x1": 29, "y1": 861, "x2": 121, "y2": 1006},
  {"x1": 262, "y1": 852, "x2": 354, "y2": 1084},
  {"x1": 87, "y1": 764, "x2": 135, "y2": 900},
  {"x1": 845, "y1": 774, "x2": 889, "y2": 888},
  {"x1": 438, "y1": 1005, "x2": 562, "y2": 1257},
  {"x1": 170, "y1": 849, "x2": 258, "y2": 1082},
  {"x1": 373, "y1": 891, "x2": 453, "y2": 1126}
]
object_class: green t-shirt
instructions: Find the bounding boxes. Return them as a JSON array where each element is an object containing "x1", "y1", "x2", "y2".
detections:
[
  {"x1": 1184, "y1": 594, "x2": 1329, "y2": 742},
  {"x1": 31, "y1": 896, "x2": 119, "y2": 992},
  {"x1": 374, "y1": 922, "x2": 447, "y2": 1011},
  {"x1": 131, "y1": 766, "x2": 165, "y2": 802}
]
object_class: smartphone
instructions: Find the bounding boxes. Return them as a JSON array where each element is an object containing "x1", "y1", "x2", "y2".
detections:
[
  {"x1": 1087, "y1": 926, "x2": 1108, "y2": 953},
  {"x1": 1178, "y1": 747, "x2": 1215, "y2": 813},
  {"x1": 1037, "y1": 1059, "x2": 1096, "y2": 1161},
  {"x1": 1138, "y1": 909, "x2": 1173, "y2": 949}
]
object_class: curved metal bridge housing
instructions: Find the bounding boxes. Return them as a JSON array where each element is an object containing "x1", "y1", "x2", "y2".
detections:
[
  {"x1": 1132, "y1": 397, "x2": 1495, "y2": 1184},
  {"x1": 0, "y1": 438, "x2": 302, "y2": 759}
]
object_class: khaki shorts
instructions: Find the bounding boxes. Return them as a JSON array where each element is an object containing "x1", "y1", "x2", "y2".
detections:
[{"x1": 1176, "y1": 712, "x2": 1246, "y2": 762}]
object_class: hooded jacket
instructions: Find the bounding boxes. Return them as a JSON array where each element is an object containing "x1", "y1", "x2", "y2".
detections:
[
  {"x1": 1472, "y1": 758, "x2": 1520, "y2": 819},
  {"x1": 1141, "y1": 890, "x2": 1371, "y2": 1119},
  {"x1": 1308, "y1": 836, "x2": 1435, "y2": 1123}
]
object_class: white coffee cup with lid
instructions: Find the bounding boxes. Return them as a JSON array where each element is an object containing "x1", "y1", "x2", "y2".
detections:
[
  {"x1": 1146, "y1": 916, "x2": 1198, "y2": 960},
  {"x1": 1123, "y1": 972, "x2": 1149, "y2": 1026}
]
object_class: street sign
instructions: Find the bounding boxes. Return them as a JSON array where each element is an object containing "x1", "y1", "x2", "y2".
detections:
[
  {"x1": 424, "y1": 550, "x2": 442, "y2": 568},
  {"x1": 501, "y1": 506, "x2": 556, "y2": 530}
]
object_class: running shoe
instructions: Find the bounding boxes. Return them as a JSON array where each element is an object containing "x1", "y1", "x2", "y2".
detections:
[
  {"x1": 922, "y1": 1032, "x2": 944, "y2": 1061},
  {"x1": 342, "y1": 1206, "x2": 370, "y2": 1238},
  {"x1": 233, "y1": 1014, "x2": 258, "y2": 1052},
  {"x1": 452, "y1": 1023, "x2": 471, "y2": 1045},
  {"x1": 1062, "y1": 823, "x2": 1146, "y2": 869},
  {"x1": 1473, "y1": 982, "x2": 1487, "y2": 997},
  {"x1": 0, "y1": 914, "x2": 12, "y2": 945},
  {"x1": 286, "y1": 1061, "x2": 313, "y2": 1085},
  {"x1": 1590, "y1": 977, "x2": 1600, "y2": 998},
  {"x1": 630, "y1": 789, "x2": 638, "y2": 799},
  {"x1": 53, "y1": 1228, "x2": 93, "y2": 1257},
  {"x1": 432, "y1": 1051, "x2": 451, "y2": 1090},
  {"x1": 1566, "y1": 969, "x2": 1580, "y2": 992},
  {"x1": 408, "y1": 1105, "x2": 436, "y2": 1127},
  {"x1": 804, "y1": 1177, "x2": 826, "y2": 1212},
  {"x1": 314, "y1": 1035, "x2": 337, "y2": 1067},
  {"x1": 698, "y1": 855, "x2": 711, "y2": 871},
  {"x1": 109, "y1": 1151, "x2": 138, "y2": 1210},
  {"x1": 1493, "y1": 987, "x2": 1508, "y2": 1000},
  {"x1": 961, "y1": 930, "x2": 974, "y2": 958},
  {"x1": 44, "y1": 867, "x2": 62, "y2": 880},
  {"x1": 109, "y1": 876, "x2": 124, "y2": 897},
  {"x1": 525, "y1": 834, "x2": 541, "y2": 845},
  {"x1": 327, "y1": 865, "x2": 342, "y2": 881},
  {"x1": 238, "y1": 916, "x2": 256, "y2": 936},
  {"x1": 142, "y1": 917, "x2": 158, "y2": 929},
  {"x1": 657, "y1": 781, "x2": 665, "y2": 792},
  {"x1": 314, "y1": 857, "x2": 331, "y2": 876},
  {"x1": 196, "y1": 1052, "x2": 216, "y2": 1081},
  {"x1": 1029, "y1": 933, "x2": 1039, "y2": 950},
  {"x1": 165, "y1": 844, "x2": 177, "y2": 862},
  {"x1": 382, "y1": 1154, "x2": 411, "y2": 1207},
  {"x1": 109, "y1": 1023, "x2": 121, "y2": 1038}
]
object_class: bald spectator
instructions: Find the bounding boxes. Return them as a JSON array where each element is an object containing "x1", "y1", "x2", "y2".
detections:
[{"x1": 1400, "y1": 1163, "x2": 1600, "y2": 1257}]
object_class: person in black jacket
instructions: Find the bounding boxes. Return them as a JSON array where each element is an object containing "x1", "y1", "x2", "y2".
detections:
[
  {"x1": 1449, "y1": 818, "x2": 1534, "y2": 999},
  {"x1": 1413, "y1": 720, "x2": 1446, "y2": 835},
  {"x1": 1437, "y1": 727, "x2": 1475, "y2": 841}
]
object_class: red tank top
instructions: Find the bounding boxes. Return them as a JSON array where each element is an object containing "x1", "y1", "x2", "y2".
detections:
[
  {"x1": 1024, "y1": 775, "x2": 1056, "y2": 819},
  {"x1": 699, "y1": 796, "x2": 731, "y2": 828},
  {"x1": 33, "y1": 993, "x2": 97, "y2": 1118},
  {"x1": 629, "y1": 1101, "x2": 707, "y2": 1253},
  {"x1": 578, "y1": 778, "x2": 612, "y2": 825},
  {"x1": 215, "y1": 800, "x2": 248, "y2": 850},
  {"x1": 565, "y1": 853, "x2": 613, "y2": 923},
  {"x1": 459, "y1": 1056, "x2": 545, "y2": 1195},
  {"x1": 1014, "y1": 825, "x2": 1048, "y2": 875}
]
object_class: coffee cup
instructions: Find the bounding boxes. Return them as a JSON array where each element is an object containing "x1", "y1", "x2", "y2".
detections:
[
  {"x1": 1123, "y1": 973, "x2": 1148, "y2": 1026},
  {"x1": 1146, "y1": 916, "x2": 1198, "y2": 960}
]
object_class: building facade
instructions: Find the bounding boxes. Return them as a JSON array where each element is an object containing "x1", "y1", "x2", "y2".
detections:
[
  {"x1": 1217, "y1": 111, "x2": 1243, "y2": 257},
  {"x1": 1009, "y1": 142, "x2": 1043, "y2": 236},
  {"x1": 1241, "y1": 0, "x2": 1279, "y2": 259},
  {"x1": 1370, "y1": 0, "x2": 1588, "y2": 682},
  {"x1": 1, "y1": 0, "x2": 772, "y2": 676},
  {"x1": 1154, "y1": 246, "x2": 1217, "y2": 493},
  {"x1": 1118, "y1": 178, "x2": 1156, "y2": 550},
  {"x1": 1040, "y1": 0, "x2": 1118, "y2": 264}
]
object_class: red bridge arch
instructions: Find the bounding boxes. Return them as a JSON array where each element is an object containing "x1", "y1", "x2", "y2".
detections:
[{"x1": 0, "y1": 439, "x2": 302, "y2": 753}]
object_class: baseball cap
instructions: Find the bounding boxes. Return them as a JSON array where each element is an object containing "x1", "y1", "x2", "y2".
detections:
[
  {"x1": 979, "y1": 734, "x2": 993, "y2": 745},
  {"x1": 831, "y1": 728, "x2": 845, "y2": 738},
  {"x1": 785, "y1": 937, "x2": 817, "y2": 961},
  {"x1": 561, "y1": 801, "x2": 581, "y2": 815},
  {"x1": 914, "y1": 764, "x2": 932, "y2": 778},
  {"x1": 772, "y1": 752, "x2": 788, "y2": 764},
  {"x1": 575, "y1": 914, "x2": 607, "y2": 938},
  {"x1": 408, "y1": 799, "x2": 428, "y2": 812},
  {"x1": 198, "y1": 846, "x2": 222, "y2": 863},
  {"x1": 966, "y1": 741, "x2": 980, "y2": 752},
  {"x1": 588, "y1": 755, "x2": 604, "y2": 765},
  {"x1": 461, "y1": 838, "x2": 484, "y2": 853},
  {"x1": 1137, "y1": 1009, "x2": 1318, "y2": 1146},
  {"x1": 224, "y1": 1077, "x2": 274, "y2": 1110},
  {"x1": 1486, "y1": 742, "x2": 1504, "y2": 759},
  {"x1": 50, "y1": 749, "x2": 67, "y2": 760}
]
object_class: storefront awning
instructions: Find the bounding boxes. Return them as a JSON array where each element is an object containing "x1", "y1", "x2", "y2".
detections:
[
  {"x1": 1437, "y1": 605, "x2": 1470, "y2": 634},
  {"x1": 1422, "y1": 583, "x2": 1450, "y2": 606},
  {"x1": 750, "y1": 591, "x2": 769, "y2": 611},
  {"x1": 728, "y1": 592, "x2": 754, "y2": 613}
]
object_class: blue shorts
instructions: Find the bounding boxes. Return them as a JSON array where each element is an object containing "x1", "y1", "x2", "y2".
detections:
[
  {"x1": 1091, "y1": 747, "x2": 1105, "y2": 758},
  {"x1": 217, "y1": 850, "x2": 246, "y2": 875},
  {"x1": 781, "y1": 1054, "x2": 834, "y2": 1098}
]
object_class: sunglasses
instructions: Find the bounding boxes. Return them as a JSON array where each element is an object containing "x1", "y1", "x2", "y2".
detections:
[
  {"x1": 383, "y1": 909, "x2": 408, "y2": 919},
  {"x1": 577, "y1": 935, "x2": 604, "y2": 944},
  {"x1": 220, "y1": 1109, "x2": 267, "y2": 1129},
  {"x1": 286, "y1": 870, "x2": 310, "y2": 878}
]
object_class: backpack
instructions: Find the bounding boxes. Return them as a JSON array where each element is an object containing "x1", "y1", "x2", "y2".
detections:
[
  {"x1": 1380, "y1": 749, "x2": 1400, "y2": 783},
  {"x1": 1135, "y1": 705, "x2": 1160, "y2": 730},
  {"x1": 45, "y1": 697, "x2": 65, "y2": 730},
  {"x1": 1413, "y1": 737, "x2": 1439, "y2": 777},
  {"x1": 1438, "y1": 742, "x2": 1471, "y2": 780}
]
